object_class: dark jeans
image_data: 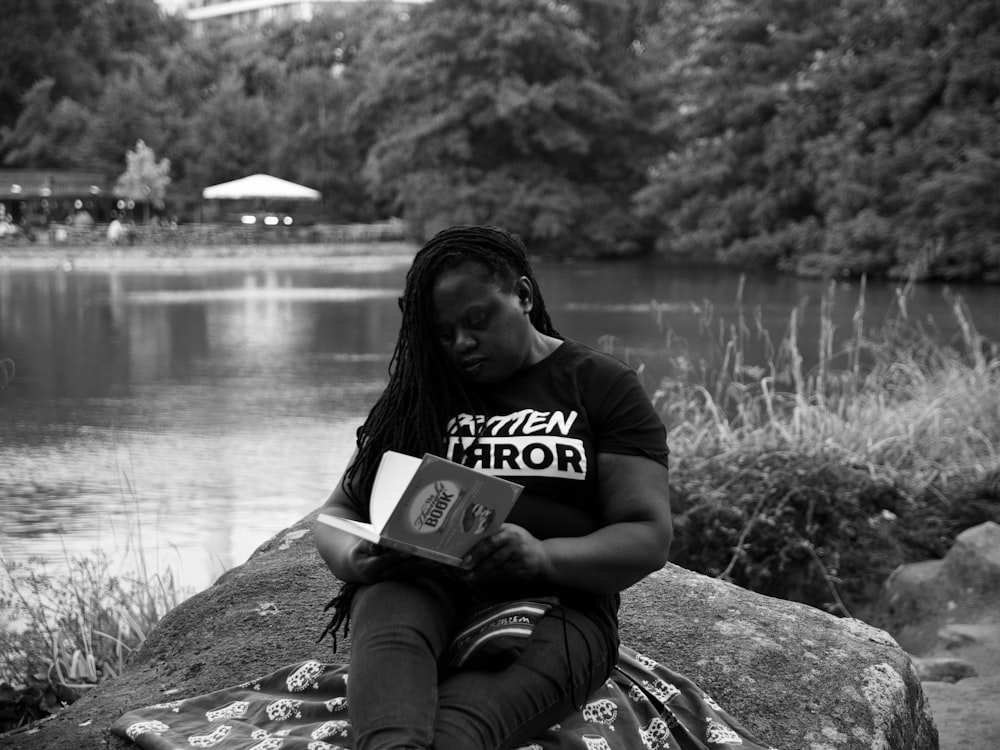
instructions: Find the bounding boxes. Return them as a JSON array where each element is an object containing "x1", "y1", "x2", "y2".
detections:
[{"x1": 347, "y1": 571, "x2": 617, "y2": 750}]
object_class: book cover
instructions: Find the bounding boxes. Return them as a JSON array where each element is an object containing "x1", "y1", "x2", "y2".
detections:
[{"x1": 318, "y1": 451, "x2": 523, "y2": 566}]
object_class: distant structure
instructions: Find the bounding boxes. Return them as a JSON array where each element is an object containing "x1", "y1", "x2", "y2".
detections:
[
  {"x1": 174, "y1": 0, "x2": 429, "y2": 37},
  {"x1": 0, "y1": 169, "x2": 114, "y2": 230}
]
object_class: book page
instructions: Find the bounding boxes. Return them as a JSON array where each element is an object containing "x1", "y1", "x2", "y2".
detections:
[
  {"x1": 370, "y1": 451, "x2": 422, "y2": 530},
  {"x1": 316, "y1": 514, "x2": 383, "y2": 545}
]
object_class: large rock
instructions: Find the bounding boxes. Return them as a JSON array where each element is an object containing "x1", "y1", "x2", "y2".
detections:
[
  {"x1": 869, "y1": 522, "x2": 1000, "y2": 749},
  {"x1": 1, "y1": 512, "x2": 937, "y2": 750},
  {"x1": 872, "y1": 522, "x2": 1000, "y2": 653},
  {"x1": 618, "y1": 574, "x2": 936, "y2": 750},
  {"x1": 939, "y1": 521, "x2": 1000, "y2": 604}
]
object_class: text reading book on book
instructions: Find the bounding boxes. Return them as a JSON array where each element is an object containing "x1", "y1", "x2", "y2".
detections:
[{"x1": 317, "y1": 451, "x2": 524, "y2": 566}]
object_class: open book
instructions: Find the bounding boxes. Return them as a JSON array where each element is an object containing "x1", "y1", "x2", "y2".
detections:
[{"x1": 317, "y1": 451, "x2": 524, "y2": 566}]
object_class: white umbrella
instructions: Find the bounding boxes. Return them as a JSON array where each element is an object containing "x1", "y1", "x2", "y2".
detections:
[{"x1": 202, "y1": 174, "x2": 321, "y2": 201}]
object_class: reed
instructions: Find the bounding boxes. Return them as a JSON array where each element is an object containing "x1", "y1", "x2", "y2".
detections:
[
  {"x1": 654, "y1": 276, "x2": 1000, "y2": 493},
  {"x1": 1, "y1": 462, "x2": 192, "y2": 729},
  {"x1": 0, "y1": 542, "x2": 185, "y2": 729}
]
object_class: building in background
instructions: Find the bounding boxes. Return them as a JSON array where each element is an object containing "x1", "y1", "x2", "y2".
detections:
[
  {"x1": 169, "y1": 0, "x2": 428, "y2": 37},
  {"x1": 0, "y1": 169, "x2": 114, "y2": 233}
]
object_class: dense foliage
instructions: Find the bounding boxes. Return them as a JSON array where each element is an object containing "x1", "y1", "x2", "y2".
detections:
[
  {"x1": 346, "y1": 0, "x2": 655, "y2": 253},
  {"x1": 1, "y1": 0, "x2": 998, "y2": 275},
  {"x1": 635, "y1": 0, "x2": 1000, "y2": 280}
]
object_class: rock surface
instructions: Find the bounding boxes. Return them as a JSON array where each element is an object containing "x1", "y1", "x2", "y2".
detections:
[
  {"x1": 918, "y1": 621, "x2": 1000, "y2": 750},
  {"x1": 870, "y1": 522, "x2": 1000, "y2": 750},
  {"x1": 939, "y1": 521, "x2": 1000, "y2": 602},
  {"x1": 910, "y1": 657, "x2": 977, "y2": 683},
  {"x1": 1, "y1": 512, "x2": 937, "y2": 750},
  {"x1": 873, "y1": 521, "x2": 1000, "y2": 654}
]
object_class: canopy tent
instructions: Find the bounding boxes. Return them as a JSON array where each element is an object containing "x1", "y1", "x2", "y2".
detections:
[{"x1": 201, "y1": 174, "x2": 321, "y2": 201}]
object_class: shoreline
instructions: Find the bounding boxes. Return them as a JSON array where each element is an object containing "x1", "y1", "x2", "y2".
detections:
[{"x1": 0, "y1": 241, "x2": 420, "y2": 271}]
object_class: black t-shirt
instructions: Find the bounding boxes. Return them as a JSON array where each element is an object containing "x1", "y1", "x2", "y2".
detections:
[
  {"x1": 444, "y1": 339, "x2": 670, "y2": 540},
  {"x1": 444, "y1": 339, "x2": 670, "y2": 622}
]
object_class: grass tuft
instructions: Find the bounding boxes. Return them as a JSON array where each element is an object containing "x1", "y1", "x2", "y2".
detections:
[
  {"x1": 0, "y1": 549, "x2": 186, "y2": 730},
  {"x1": 654, "y1": 277, "x2": 1000, "y2": 490}
]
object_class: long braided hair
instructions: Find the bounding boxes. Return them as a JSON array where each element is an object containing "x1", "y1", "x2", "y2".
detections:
[{"x1": 343, "y1": 225, "x2": 559, "y2": 502}]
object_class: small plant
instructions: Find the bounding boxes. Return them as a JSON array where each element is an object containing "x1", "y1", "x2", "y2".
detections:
[{"x1": 0, "y1": 549, "x2": 184, "y2": 730}]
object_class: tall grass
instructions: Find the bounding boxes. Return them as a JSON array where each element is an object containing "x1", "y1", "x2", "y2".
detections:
[
  {"x1": 0, "y1": 552, "x2": 180, "y2": 685},
  {"x1": 0, "y1": 534, "x2": 187, "y2": 728},
  {"x1": 653, "y1": 276, "x2": 1000, "y2": 494},
  {"x1": 644, "y1": 277, "x2": 999, "y2": 617}
]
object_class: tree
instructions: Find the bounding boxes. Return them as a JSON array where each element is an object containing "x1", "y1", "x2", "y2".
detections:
[
  {"x1": 114, "y1": 139, "x2": 171, "y2": 223},
  {"x1": 0, "y1": 0, "x2": 184, "y2": 148},
  {"x1": 634, "y1": 0, "x2": 1000, "y2": 280},
  {"x1": 634, "y1": 0, "x2": 841, "y2": 264},
  {"x1": 150, "y1": 31, "x2": 239, "y2": 203},
  {"x1": 800, "y1": 0, "x2": 1000, "y2": 279},
  {"x1": 347, "y1": 0, "x2": 654, "y2": 255},
  {"x1": 79, "y1": 59, "x2": 171, "y2": 174},
  {"x1": 173, "y1": 72, "x2": 276, "y2": 191},
  {"x1": 0, "y1": 79, "x2": 93, "y2": 168},
  {"x1": 0, "y1": 0, "x2": 104, "y2": 135},
  {"x1": 262, "y1": 1, "x2": 402, "y2": 73},
  {"x1": 270, "y1": 68, "x2": 374, "y2": 221}
]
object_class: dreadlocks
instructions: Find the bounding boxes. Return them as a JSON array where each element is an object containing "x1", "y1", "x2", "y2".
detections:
[{"x1": 343, "y1": 225, "x2": 559, "y2": 502}]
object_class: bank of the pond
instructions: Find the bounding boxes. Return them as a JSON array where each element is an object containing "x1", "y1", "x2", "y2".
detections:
[{"x1": 0, "y1": 240, "x2": 420, "y2": 271}]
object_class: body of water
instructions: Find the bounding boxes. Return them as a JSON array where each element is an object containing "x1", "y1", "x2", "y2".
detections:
[{"x1": 1, "y1": 249, "x2": 997, "y2": 598}]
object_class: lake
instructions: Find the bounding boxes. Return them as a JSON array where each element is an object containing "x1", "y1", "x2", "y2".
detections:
[{"x1": 1, "y1": 248, "x2": 997, "y2": 599}]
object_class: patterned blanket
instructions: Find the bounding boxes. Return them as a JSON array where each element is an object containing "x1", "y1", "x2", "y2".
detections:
[{"x1": 111, "y1": 646, "x2": 777, "y2": 750}]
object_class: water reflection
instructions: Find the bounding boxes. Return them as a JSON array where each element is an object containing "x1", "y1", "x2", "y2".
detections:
[
  {"x1": 1, "y1": 261, "x2": 410, "y2": 595},
  {"x1": 1, "y1": 255, "x2": 997, "y2": 598}
]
